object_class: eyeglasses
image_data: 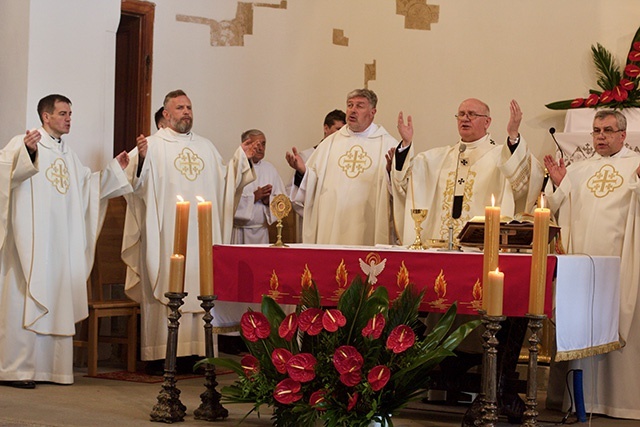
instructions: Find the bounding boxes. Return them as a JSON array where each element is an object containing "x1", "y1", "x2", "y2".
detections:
[
  {"x1": 455, "y1": 112, "x2": 489, "y2": 120},
  {"x1": 590, "y1": 128, "x2": 623, "y2": 136}
]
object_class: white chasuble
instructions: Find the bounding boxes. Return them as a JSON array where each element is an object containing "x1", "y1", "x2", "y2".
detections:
[
  {"x1": 123, "y1": 128, "x2": 255, "y2": 360},
  {"x1": 291, "y1": 124, "x2": 398, "y2": 245},
  {"x1": 547, "y1": 149, "x2": 640, "y2": 419},
  {"x1": 0, "y1": 129, "x2": 132, "y2": 383}
]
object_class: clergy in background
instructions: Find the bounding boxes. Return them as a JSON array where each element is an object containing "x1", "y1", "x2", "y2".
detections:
[
  {"x1": 290, "y1": 89, "x2": 398, "y2": 245},
  {"x1": 232, "y1": 129, "x2": 286, "y2": 244},
  {"x1": 121, "y1": 89, "x2": 256, "y2": 363},
  {"x1": 0, "y1": 94, "x2": 132, "y2": 388},
  {"x1": 544, "y1": 109, "x2": 640, "y2": 419}
]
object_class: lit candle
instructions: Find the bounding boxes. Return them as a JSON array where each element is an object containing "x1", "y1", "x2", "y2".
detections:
[
  {"x1": 482, "y1": 194, "x2": 500, "y2": 310},
  {"x1": 487, "y1": 268, "x2": 504, "y2": 316},
  {"x1": 197, "y1": 196, "x2": 214, "y2": 296},
  {"x1": 173, "y1": 196, "x2": 190, "y2": 257},
  {"x1": 168, "y1": 254, "x2": 185, "y2": 293},
  {"x1": 528, "y1": 198, "x2": 550, "y2": 314}
]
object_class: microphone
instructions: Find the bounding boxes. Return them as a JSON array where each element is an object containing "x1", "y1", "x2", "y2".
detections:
[
  {"x1": 549, "y1": 127, "x2": 566, "y2": 161},
  {"x1": 451, "y1": 144, "x2": 467, "y2": 219}
]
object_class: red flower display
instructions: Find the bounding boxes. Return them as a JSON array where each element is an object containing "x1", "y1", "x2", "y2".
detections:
[
  {"x1": 386, "y1": 325, "x2": 416, "y2": 354},
  {"x1": 322, "y1": 309, "x2": 346, "y2": 332},
  {"x1": 286, "y1": 353, "x2": 317, "y2": 383},
  {"x1": 309, "y1": 389, "x2": 327, "y2": 411},
  {"x1": 298, "y1": 308, "x2": 324, "y2": 336},
  {"x1": 333, "y1": 345, "x2": 364, "y2": 374},
  {"x1": 599, "y1": 90, "x2": 614, "y2": 103},
  {"x1": 347, "y1": 392, "x2": 359, "y2": 412},
  {"x1": 620, "y1": 78, "x2": 636, "y2": 91},
  {"x1": 273, "y1": 378, "x2": 303, "y2": 404},
  {"x1": 367, "y1": 365, "x2": 391, "y2": 391},
  {"x1": 241, "y1": 354, "x2": 260, "y2": 376},
  {"x1": 362, "y1": 313, "x2": 385, "y2": 339},
  {"x1": 613, "y1": 86, "x2": 629, "y2": 102},
  {"x1": 624, "y1": 64, "x2": 640, "y2": 78},
  {"x1": 634, "y1": 41, "x2": 640, "y2": 51},
  {"x1": 271, "y1": 348, "x2": 292, "y2": 374},
  {"x1": 339, "y1": 370, "x2": 362, "y2": 387},
  {"x1": 585, "y1": 93, "x2": 600, "y2": 107},
  {"x1": 241, "y1": 311, "x2": 271, "y2": 342},
  {"x1": 278, "y1": 313, "x2": 298, "y2": 341},
  {"x1": 570, "y1": 98, "x2": 585, "y2": 108},
  {"x1": 629, "y1": 50, "x2": 640, "y2": 62}
]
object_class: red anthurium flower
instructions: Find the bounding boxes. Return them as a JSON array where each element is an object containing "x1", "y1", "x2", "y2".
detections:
[
  {"x1": 613, "y1": 86, "x2": 629, "y2": 102},
  {"x1": 298, "y1": 308, "x2": 324, "y2": 336},
  {"x1": 273, "y1": 378, "x2": 302, "y2": 404},
  {"x1": 340, "y1": 370, "x2": 362, "y2": 387},
  {"x1": 271, "y1": 348, "x2": 292, "y2": 374},
  {"x1": 570, "y1": 98, "x2": 585, "y2": 108},
  {"x1": 620, "y1": 78, "x2": 636, "y2": 91},
  {"x1": 278, "y1": 313, "x2": 298, "y2": 341},
  {"x1": 347, "y1": 392, "x2": 359, "y2": 412},
  {"x1": 240, "y1": 354, "x2": 260, "y2": 377},
  {"x1": 322, "y1": 309, "x2": 346, "y2": 332},
  {"x1": 286, "y1": 353, "x2": 317, "y2": 382},
  {"x1": 628, "y1": 50, "x2": 640, "y2": 62},
  {"x1": 367, "y1": 365, "x2": 391, "y2": 391},
  {"x1": 624, "y1": 64, "x2": 640, "y2": 78},
  {"x1": 599, "y1": 90, "x2": 614, "y2": 104},
  {"x1": 634, "y1": 42, "x2": 640, "y2": 51},
  {"x1": 240, "y1": 311, "x2": 271, "y2": 342},
  {"x1": 362, "y1": 313, "x2": 386, "y2": 339},
  {"x1": 386, "y1": 325, "x2": 416, "y2": 354},
  {"x1": 333, "y1": 345, "x2": 364, "y2": 374},
  {"x1": 585, "y1": 93, "x2": 600, "y2": 107},
  {"x1": 309, "y1": 389, "x2": 327, "y2": 411}
]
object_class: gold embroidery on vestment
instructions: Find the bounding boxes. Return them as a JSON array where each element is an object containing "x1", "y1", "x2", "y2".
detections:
[
  {"x1": 174, "y1": 148, "x2": 205, "y2": 181},
  {"x1": 338, "y1": 145, "x2": 372, "y2": 178},
  {"x1": 46, "y1": 158, "x2": 70, "y2": 194},
  {"x1": 587, "y1": 164, "x2": 623, "y2": 198}
]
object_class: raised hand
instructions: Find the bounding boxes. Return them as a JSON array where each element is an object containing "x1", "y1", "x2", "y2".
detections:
[
  {"x1": 385, "y1": 147, "x2": 396, "y2": 174},
  {"x1": 242, "y1": 137, "x2": 258, "y2": 160},
  {"x1": 397, "y1": 111, "x2": 413, "y2": 147},
  {"x1": 506, "y1": 99, "x2": 523, "y2": 140},
  {"x1": 285, "y1": 147, "x2": 306, "y2": 174},
  {"x1": 23, "y1": 129, "x2": 41, "y2": 154},
  {"x1": 136, "y1": 134, "x2": 148, "y2": 159},
  {"x1": 543, "y1": 155, "x2": 566, "y2": 187},
  {"x1": 116, "y1": 151, "x2": 130, "y2": 170}
]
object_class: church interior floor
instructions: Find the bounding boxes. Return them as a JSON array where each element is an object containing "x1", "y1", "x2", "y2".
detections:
[{"x1": 0, "y1": 356, "x2": 637, "y2": 427}]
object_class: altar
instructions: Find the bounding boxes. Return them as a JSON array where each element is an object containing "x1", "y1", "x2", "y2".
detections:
[{"x1": 213, "y1": 244, "x2": 621, "y2": 361}]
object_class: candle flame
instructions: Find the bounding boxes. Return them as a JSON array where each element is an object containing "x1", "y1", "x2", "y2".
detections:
[
  {"x1": 494, "y1": 267, "x2": 500, "y2": 273},
  {"x1": 196, "y1": 195, "x2": 205, "y2": 203},
  {"x1": 177, "y1": 195, "x2": 184, "y2": 202},
  {"x1": 491, "y1": 194, "x2": 495, "y2": 207}
]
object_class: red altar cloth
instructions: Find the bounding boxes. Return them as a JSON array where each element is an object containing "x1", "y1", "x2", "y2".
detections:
[{"x1": 213, "y1": 245, "x2": 556, "y2": 317}]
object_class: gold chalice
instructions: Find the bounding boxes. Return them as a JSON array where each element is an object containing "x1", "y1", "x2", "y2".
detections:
[
  {"x1": 408, "y1": 208, "x2": 428, "y2": 250},
  {"x1": 270, "y1": 194, "x2": 292, "y2": 247}
]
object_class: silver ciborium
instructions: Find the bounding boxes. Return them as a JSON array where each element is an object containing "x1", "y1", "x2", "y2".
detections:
[{"x1": 408, "y1": 208, "x2": 428, "y2": 250}]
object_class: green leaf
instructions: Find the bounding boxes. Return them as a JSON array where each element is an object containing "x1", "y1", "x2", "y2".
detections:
[
  {"x1": 591, "y1": 43, "x2": 621, "y2": 91},
  {"x1": 544, "y1": 99, "x2": 583, "y2": 110}
]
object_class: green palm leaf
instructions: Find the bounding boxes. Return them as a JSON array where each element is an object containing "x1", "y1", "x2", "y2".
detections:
[{"x1": 591, "y1": 43, "x2": 620, "y2": 91}]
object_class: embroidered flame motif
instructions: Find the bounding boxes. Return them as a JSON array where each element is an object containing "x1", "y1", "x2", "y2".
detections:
[
  {"x1": 174, "y1": 147, "x2": 205, "y2": 181},
  {"x1": 329, "y1": 260, "x2": 349, "y2": 302},
  {"x1": 397, "y1": 261, "x2": 410, "y2": 289},
  {"x1": 338, "y1": 145, "x2": 372, "y2": 178},
  {"x1": 587, "y1": 164, "x2": 623, "y2": 198},
  {"x1": 472, "y1": 278, "x2": 483, "y2": 301},
  {"x1": 267, "y1": 269, "x2": 287, "y2": 301},
  {"x1": 46, "y1": 158, "x2": 70, "y2": 194},
  {"x1": 301, "y1": 264, "x2": 313, "y2": 288},
  {"x1": 434, "y1": 269, "x2": 447, "y2": 299}
]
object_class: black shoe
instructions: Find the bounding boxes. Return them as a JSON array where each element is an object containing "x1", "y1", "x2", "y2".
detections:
[{"x1": 2, "y1": 380, "x2": 36, "y2": 389}]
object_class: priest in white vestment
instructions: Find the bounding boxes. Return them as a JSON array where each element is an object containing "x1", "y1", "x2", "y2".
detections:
[
  {"x1": 0, "y1": 94, "x2": 132, "y2": 388},
  {"x1": 290, "y1": 89, "x2": 398, "y2": 245},
  {"x1": 544, "y1": 109, "x2": 640, "y2": 419},
  {"x1": 232, "y1": 130, "x2": 286, "y2": 245},
  {"x1": 121, "y1": 90, "x2": 256, "y2": 361},
  {"x1": 392, "y1": 99, "x2": 544, "y2": 246}
]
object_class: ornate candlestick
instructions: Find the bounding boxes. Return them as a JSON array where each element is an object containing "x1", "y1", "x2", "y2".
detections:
[
  {"x1": 408, "y1": 208, "x2": 428, "y2": 250},
  {"x1": 270, "y1": 194, "x2": 292, "y2": 247},
  {"x1": 150, "y1": 292, "x2": 188, "y2": 423},
  {"x1": 522, "y1": 313, "x2": 546, "y2": 427},
  {"x1": 480, "y1": 313, "x2": 505, "y2": 427},
  {"x1": 194, "y1": 295, "x2": 229, "y2": 421}
]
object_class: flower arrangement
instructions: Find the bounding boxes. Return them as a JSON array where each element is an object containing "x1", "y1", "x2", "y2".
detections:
[
  {"x1": 201, "y1": 276, "x2": 480, "y2": 427},
  {"x1": 545, "y1": 26, "x2": 640, "y2": 110}
]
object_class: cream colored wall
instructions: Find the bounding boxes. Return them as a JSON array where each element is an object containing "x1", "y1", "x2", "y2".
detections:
[{"x1": 149, "y1": 0, "x2": 640, "y2": 183}]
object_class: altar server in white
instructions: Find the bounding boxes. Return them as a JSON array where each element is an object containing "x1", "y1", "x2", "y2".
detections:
[
  {"x1": 0, "y1": 94, "x2": 132, "y2": 388},
  {"x1": 289, "y1": 89, "x2": 398, "y2": 245},
  {"x1": 232, "y1": 129, "x2": 286, "y2": 244},
  {"x1": 544, "y1": 109, "x2": 640, "y2": 419},
  {"x1": 122, "y1": 90, "x2": 256, "y2": 361}
]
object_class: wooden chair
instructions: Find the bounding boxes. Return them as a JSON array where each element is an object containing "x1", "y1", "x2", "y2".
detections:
[{"x1": 74, "y1": 197, "x2": 139, "y2": 376}]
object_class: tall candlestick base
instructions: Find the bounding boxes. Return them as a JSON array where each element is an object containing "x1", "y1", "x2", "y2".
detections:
[
  {"x1": 194, "y1": 295, "x2": 229, "y2": 421},
  {"x1": 522, "y1": 313, "x2": 546, "y2": 427},
  {"x1": 151, "y1": 292, "x2": 188, "y2": 423},
  {"x1": 480, "y1": 313, "x2": 505, "y2": 427}
]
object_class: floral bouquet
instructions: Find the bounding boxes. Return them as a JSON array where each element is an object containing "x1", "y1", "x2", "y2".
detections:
[
  {"x1": 199, "y1": 276, "x2": 480, "y2": 427},
  {"x1": 546, "y1": 25, "x2": 640, "y2": 110}
]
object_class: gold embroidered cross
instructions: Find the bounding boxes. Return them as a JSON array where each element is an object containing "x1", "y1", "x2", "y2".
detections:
[
  {"x1": 338, "y1": 145, "x2": 372, "y2": 178},
  {"x1": 46, "y1": 158, "x2": 70, "y2": 194},
  {"x1": 174, "y1": 148, "x2": 205, "y2": 181},
  {"x1": 587, "y1": 164, "x2": 623, "y2": 198}
]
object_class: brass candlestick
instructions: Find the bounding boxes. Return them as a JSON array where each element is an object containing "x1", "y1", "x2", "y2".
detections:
[
  {"x1": 522, "y1": 313, "x2": 546, "y2": 427},
  {"x1": 408, "y1": 208, "x2": 428, "y2": 250},
  {"x1": 194, "y1": 295, "x2": 228, "y2": 421},
  {"x1": 150, "y1": 292, "x2": 188, "y2": 423},
  {"x1": 270, "y1": 194, "x2": 292, "y2": 247},
  {"x1": 480, "y1": 313, "x2": 506, "y2": 427}
]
